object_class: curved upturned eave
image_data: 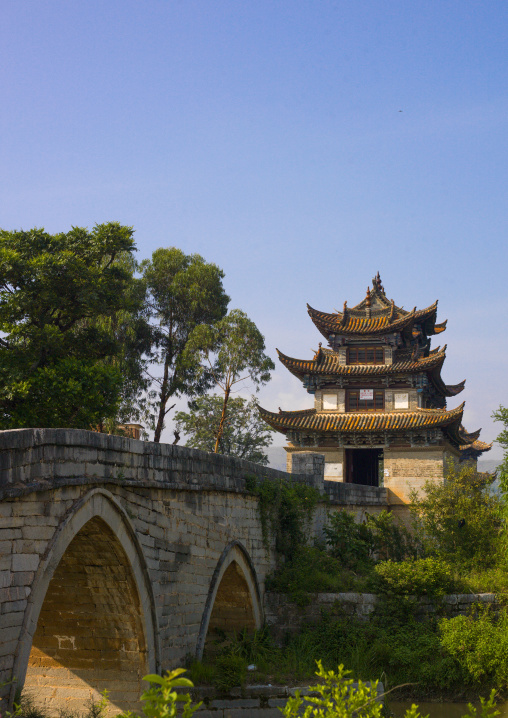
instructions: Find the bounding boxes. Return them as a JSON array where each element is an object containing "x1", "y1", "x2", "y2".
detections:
[
  {"x1": 257, "y1": 403, "x2": 465, "y2": 437},
  {"x1": 428, "y1": 365, "x2": 466, "y2": 398},
  {"x1": 458, "y1": 425, "x2": 482, "y2": 444},
  {"x1": 307, "y1": 301, "x2": 440, "y2": 338},
  {"x1": 277, "y1": 347, "x2": 452, "y2": 382},
  {"x1": 459, "y1": 440, "x2": 493, "y2": 455}
]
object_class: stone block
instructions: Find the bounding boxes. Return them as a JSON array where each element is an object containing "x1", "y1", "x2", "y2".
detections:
[
  {"x1": 224, "y1": 709, "x2": 277, "y2": 718},
  {"x1": 211, "y1": 700, "x2": 259, "y2": 709},
  {"x1": 0, "y1": 571, "x2": 10, "y2": 588},
  {"x1": 12, "y1": 554, "x2": 39, "y2": 572},
  {"x1": 268, "y1": 698, "x2": 288, "y2": 707}
]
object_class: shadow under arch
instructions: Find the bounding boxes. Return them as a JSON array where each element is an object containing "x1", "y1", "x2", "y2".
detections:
[
  {"x1": 196, "y1": 540, "x2": 263, "y2": 661},
  {"x1": 12, "y1": 488, "x2": 159, "y2": 713}
]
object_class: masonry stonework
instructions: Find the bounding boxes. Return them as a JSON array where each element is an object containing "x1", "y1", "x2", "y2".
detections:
[{"x1": 0, "y1": 429, "x2": 386, "y2": 715}]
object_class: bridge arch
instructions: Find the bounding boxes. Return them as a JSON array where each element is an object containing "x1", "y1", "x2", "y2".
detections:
[
  {"x1": 196, "y1": 540, "x2": 262, "y2": 660},
  {"x1": 13, "y1": 488, "x2": 159, "y2": 713}
]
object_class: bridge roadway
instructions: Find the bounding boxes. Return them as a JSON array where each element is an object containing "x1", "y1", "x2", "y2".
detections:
[{"x1": 0, "y1": 429, "x2": 386, "y2": 714}]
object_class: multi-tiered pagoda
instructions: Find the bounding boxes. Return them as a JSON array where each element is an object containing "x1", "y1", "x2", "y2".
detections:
[{"x1": 259, "y1": 274, "x2": 491, "y2": 506}]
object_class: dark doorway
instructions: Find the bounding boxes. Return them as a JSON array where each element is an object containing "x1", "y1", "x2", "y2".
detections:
[{"x1": 345, "y1": 449, "x2": 383, "y2": 487}]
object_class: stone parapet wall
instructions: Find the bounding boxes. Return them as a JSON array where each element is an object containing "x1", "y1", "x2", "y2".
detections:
[
  {"x1": 265, "y1": 592, "x2": 501, "y2": 635},
  {"x1": 0, "y1": 428, "x2": 305, "y2": 499}
]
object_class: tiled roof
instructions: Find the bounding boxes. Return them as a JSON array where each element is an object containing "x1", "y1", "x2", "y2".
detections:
[
  {"x1": 459, "y1": 440, "x2": 493, "y2": 454},
  {"x1": 258, "y1": 403, "x2": 465, "y2": 435},
  {"x1": 307, "y1": 302, "x2": 442, "y2": 338},
  {"x1": 276, "y1": 348, "x2": 465, "y2": 399},
  {"x1": 277, "y1": 347, "x2": 446, "y2": 377}
]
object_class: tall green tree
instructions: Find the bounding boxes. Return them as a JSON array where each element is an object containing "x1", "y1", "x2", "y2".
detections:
[
  {"x1": 189, "y1": 309, "x2": 274, "y2": 453},
  {"x1": 175, "y1": 394, "x2": 274, "y2": 464},
  {"x1": 141, "y1": 248, "x2": 229, "y2": 443},
  {"x1": 0, "y1": 223, "x2": 139, "y2": 429}
]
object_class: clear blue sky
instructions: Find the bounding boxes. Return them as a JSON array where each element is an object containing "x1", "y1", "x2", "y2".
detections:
[{"x1": 1, "y1": 1, "x2": 507, "y2": 457}]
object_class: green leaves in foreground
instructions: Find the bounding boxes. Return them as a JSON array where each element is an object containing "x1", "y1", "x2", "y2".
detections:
[
  {"x1": 118, "y1": 669, "x2": 202, "y2": 718},
  {"x1": 282, "y1": 661, "x2": 420, "y2": 718}
]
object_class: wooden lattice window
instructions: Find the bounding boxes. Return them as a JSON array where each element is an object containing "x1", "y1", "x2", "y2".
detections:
[
  {"x1": 347, "y1": 347, "x2": 384, "y2": 365},
  {"x1": 346, "y1": 390, "x2": 384, "y2": 412}
]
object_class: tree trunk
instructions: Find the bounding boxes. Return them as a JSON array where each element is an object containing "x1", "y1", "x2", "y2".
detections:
[
  {"x1": 214, "y1": 387, "x2": 230, "y2": 453},
  {"x1": 153, "y1": 360, "x2": 170, "y2": 443}
]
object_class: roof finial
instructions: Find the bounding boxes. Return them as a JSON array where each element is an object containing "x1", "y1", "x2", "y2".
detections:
[
  {"x1": 365, "y1": 286, "x2": 371, "y2": 318},
  {"x1": 339, "y1": 300, "x2": 348, "y2": 326},
  {"x1": 375, "y1": 271, "x2": 384, "y2": 294},
  {"x1": 388, "y1": 298, "x2": 396, "y2": 322}
]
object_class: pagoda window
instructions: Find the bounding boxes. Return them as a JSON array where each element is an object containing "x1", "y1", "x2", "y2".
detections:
[
  {"x1": 346, "y1": 390, "x2": 384, "y2": 412},
  {"x1": 322, "y1": 393, "x2": 338, "y2": 410},
  {"x1": 347, "y1": 347, "x2": 384, "y2": 365},
  {"x1": 394, "y1": 392, "x2": 409, "y2": 409}
]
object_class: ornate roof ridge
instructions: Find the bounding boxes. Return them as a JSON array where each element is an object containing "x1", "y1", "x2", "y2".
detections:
[
  {"x1": 257, "y1": 403, "x2": 465, "y2": 440},
  {"x1": 259, "y1": 403, "x2": 464, "y2": 421},
  {"x1": 277, "y1": 346, "x2": 447, "y2": 377},
  {"x1": 307, "y1": 300, "x2": 441, "y2": 338}
]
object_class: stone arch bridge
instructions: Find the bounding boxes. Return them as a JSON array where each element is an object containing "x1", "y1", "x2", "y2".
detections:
[{"x1": 0, "y1": 429, "x2": 386, "y2": 714}]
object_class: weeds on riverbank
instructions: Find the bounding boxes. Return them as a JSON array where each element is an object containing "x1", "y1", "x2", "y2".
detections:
[{"x1": 190, "y1": 602, "x2": 508, "y2": 700}]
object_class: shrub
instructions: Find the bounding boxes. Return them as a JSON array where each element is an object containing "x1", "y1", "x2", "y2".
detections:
[
  {"x1": 366, "y1": 510, "x2": 419, "y2": 562},
  {"x1": 266, "y1": 546, "x2": 372, "y2": 604},
  {"x1": 323, "y1": 511, "x2": 374, "y2": 571},
  {"x1": 373, "y1": 557, "x2": 457, "y2": 596},
  {"x1": 410, "y1": 463, "x2": 502, "y2": 569},
  {"x1": 323, "y1": 510, "x2": 418, "y2": 572},
  {"x1": 439, "y1": 607, "x2": 508, "y2": 687}
]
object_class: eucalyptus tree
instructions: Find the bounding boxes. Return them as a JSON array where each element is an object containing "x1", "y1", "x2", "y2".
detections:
[
  {"x1": 175, "y1": 394, "x2": 274, "y2": 464},
  {"x1": 141, "y1": 248, "x2": 229, "y2": 442},
  {"x1": 189, "y1": 309, "x2": 274, "y2": 453}
]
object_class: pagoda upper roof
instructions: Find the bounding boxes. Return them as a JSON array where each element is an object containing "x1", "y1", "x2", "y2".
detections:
[
  {"x1": 276, "y1": 346, "x2": 464, "y2": 398},
  {"x1": 258, "y1": 403, "x2": 466, "y2": 444},
  {"x1": 308, "y1": 275, "x2": 447, "y2": 339}
]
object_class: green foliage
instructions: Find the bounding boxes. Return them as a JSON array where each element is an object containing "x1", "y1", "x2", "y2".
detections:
[
  {"x1": 324, "y1": 511, "x2": 374, "y2": 571},
  {"x1": 0, "y1": 223, "x2": 139, "y2": 429},
  {"x1": 373, "y1": 557, "x2": 457, "y2": 597},
  {"x1": 324, "y1": 510, "x2": 418, "y2": 573},
  {"x1": 439, "y1": 607, "x2": 508, "y2": 687},
  {"x1": 493, "y1": 405, "x2": 508, "y2": 482},
  {"x1": 175, "y1": 394, "x2": 274, "y2": 464},
  {"x1": 187, "y1": 660, "x2": 217, "y2": 686},
  {"x1": 140, "y1": 248, "x2": 229, "y2": 442},
  {"x1": 265, "y1": 546, "x2": 372, "y2": 605},
  {"x1": 410, "y1": 462, "x2": 502, "y2": 569},
  {"x1": 246, "y1": 475, "x2": 321, "y2": 559},
  {"x1": 188, "y1": 308, "x2": 274, "y2": 452},
  {"x1": 118, "y1": 669, "x2": 202, "y2": 718},
  {"x1": 462, "y1": 691, "x2": 500, "y2": 718},
  {"x1": 282, "y1": 662, "x2": 388, "y2": 718},
  {"x1": 213, "y1": 654, "x2": 248, "y2": 693}
]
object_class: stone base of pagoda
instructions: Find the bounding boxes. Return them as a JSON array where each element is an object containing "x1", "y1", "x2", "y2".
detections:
[{"x1": 285, "y1": 442, "x2": 462, "y2": 506}]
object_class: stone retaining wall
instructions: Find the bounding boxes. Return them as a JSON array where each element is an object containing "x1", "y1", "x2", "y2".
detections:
[
  {"x1": 186, "y1": 682, "x2": 384, "y2": 718},
  {"x1": 265, "y1": 591, "x2": 502, "y2": 635}
]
